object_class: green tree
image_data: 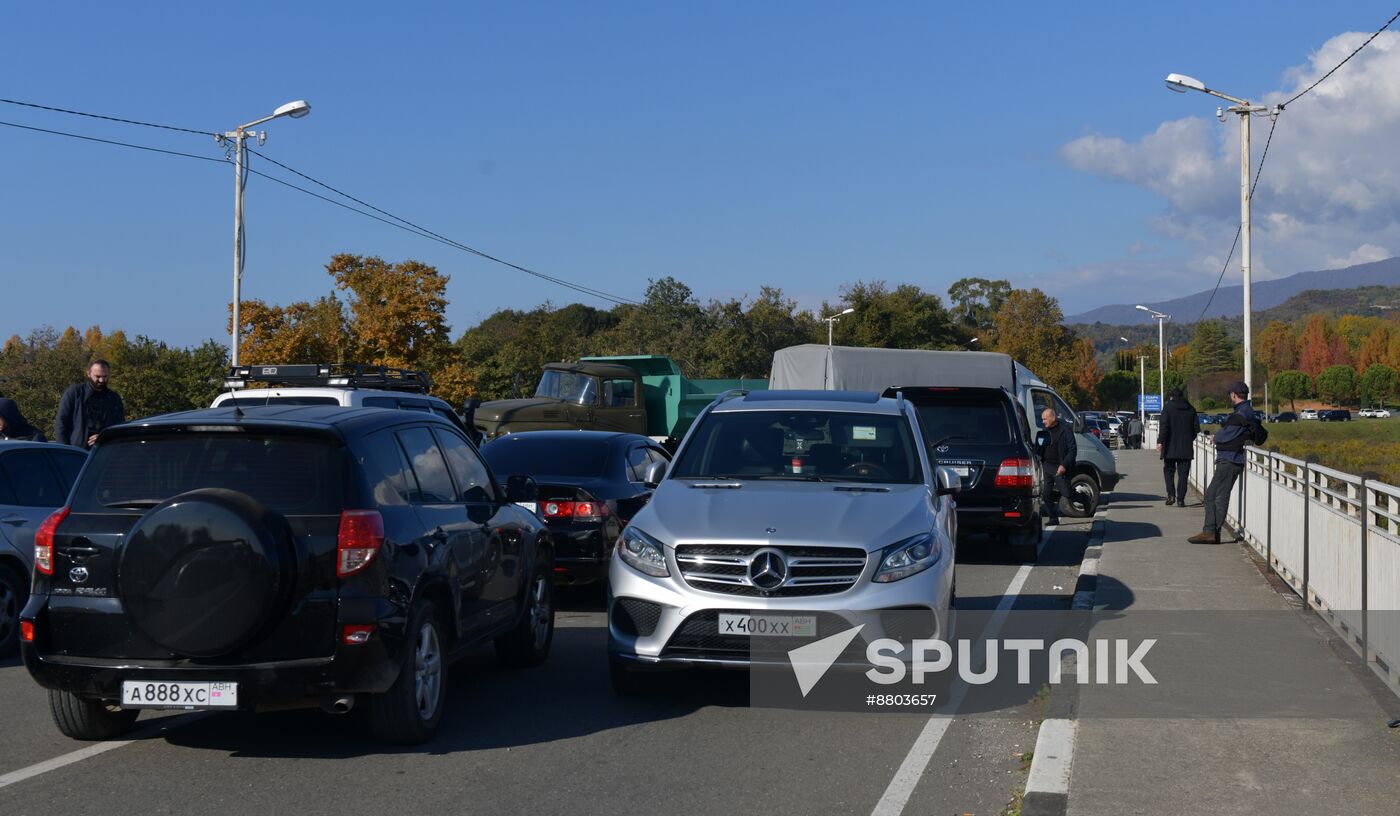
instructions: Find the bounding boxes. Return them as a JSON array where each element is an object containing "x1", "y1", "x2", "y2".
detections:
[
  {"x1": 946, "y1": 277, "x2": 1011, "y2": 332},
  {"x1": 1185, "y1": 319, "x2": 1236, "y2": 376},
  {"x1": 992, "y1": 288, "x2": 1077, "y2": 395},
  {"x1": 1270, "y1": 370, "x2": 1314, "y2": 413},
  {"x1": 699, "y1": 287, "x2": 822, "y2": 379},
  {"x1": 1095, "y1": 370, "x2": 1139, "y2": 411},
  {"x1": 826, "y1": 281, "x2": 962, "y2": 350},
  {"x1": 1314, "y1": 364, "x2": 1359, "y2": 407},
  {"x1": 1360, "y1": 363, "x2": 1399, "y2": 409},
  {"x1": 598, "y1": 277, "x2": 709, "y2": 376}
]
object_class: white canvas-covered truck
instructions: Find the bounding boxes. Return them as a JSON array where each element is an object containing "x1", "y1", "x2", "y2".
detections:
[{"x1": 768, "y1": 345, "x2": 1119, "y2": 518}]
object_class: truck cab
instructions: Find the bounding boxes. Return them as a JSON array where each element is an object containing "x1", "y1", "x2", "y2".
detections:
[{"x1": 474, "y1": 362, "x2": 647, "y2": 439}]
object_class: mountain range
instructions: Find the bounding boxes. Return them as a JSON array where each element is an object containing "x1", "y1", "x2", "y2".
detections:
[{"x1": 1064, "y1": 256, "x2": 1400, "y2": 325}]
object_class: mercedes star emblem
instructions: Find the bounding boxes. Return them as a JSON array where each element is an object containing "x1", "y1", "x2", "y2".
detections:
[{"x1": 748, "y1": 548, "x2": 788, "y2": 591}]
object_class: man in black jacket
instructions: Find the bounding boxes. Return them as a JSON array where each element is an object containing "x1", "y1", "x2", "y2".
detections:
[
  {"x1": 54, "y1": 360, "x2": 125, "y2": 449},
  {"x1": 1038, "y1": 407, "x2": 1077, "y2": 524},
  {"x1": 1156, "y1": 389, "x2": 1199, "y2": 506},
  {"x1": 1188, "y1": 382, "x2": 1255, "y2": 545}
]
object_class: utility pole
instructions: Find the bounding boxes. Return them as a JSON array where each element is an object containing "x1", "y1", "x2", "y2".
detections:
[
  {"x1": 1136, "y1": 305, "x2": 1169, "y2": 418},
  {"x1": 1139, "y1": 355, "x2": 1147, "y2": 423}
]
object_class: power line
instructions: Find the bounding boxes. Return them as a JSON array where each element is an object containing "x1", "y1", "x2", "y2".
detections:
[
  {"x1": 1283, "y1": 9, "x2": 1400, "y2": 107},
  {"x1": 0, "y1": 118, "x2": 224, "y2": 163},
  {"x1": 246, "y1": 147, "x2": 641, "y2": 305},
  {"x1": 0, "y1": 110, "x2": 641, "y2": 306},
  {"x1": 0, "y1": 98, "x2": 216, "y2": 136}
]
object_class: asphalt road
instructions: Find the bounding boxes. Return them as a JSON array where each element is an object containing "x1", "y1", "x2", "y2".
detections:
[{"x1": 0, "y1": 522, "x2": 1094, "y2": 816}]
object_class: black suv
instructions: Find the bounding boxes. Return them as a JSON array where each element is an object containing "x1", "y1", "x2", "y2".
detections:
[
  {"x1": 20, "y1": 405, "x2": 552, "y2": 744},
  {"x1": 891, "y1": 386, "x2": 1043, "y2": 561},
  {"x1": 1319, "y1": 409, "x2": 1352, "y2": 422}
]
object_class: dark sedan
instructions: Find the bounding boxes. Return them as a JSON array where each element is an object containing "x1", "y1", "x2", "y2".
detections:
[
  {"x1": 481, "y1": 431, "x2": 670, "y2": 585},
  {"x1": 1319, "y1": 409, "x2": 1352, "y2": 422}
]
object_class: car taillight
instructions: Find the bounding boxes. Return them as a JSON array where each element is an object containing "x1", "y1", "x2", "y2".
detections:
[
  {"x1": 341, "y1": 624, "x2": 375, "y2": 645},
  {"x1": 541, "y1": 501, "x2": 606, "y2": 522},
  {"x1": 34, "y1": 507, "x2": 69, "y2": 575},
  {"x1": 337, "y1": 510, "x2": 384, "y2": 578},
  {"x1": 21, "y1": 621, "x2": 34, "y2": 642},
  {"x1": 994, "y1": 458, "x2": 1034, "y2": 489}
]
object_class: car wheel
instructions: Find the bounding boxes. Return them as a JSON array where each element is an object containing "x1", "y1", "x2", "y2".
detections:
[
  {"x1": 495, "y1": 559, "x2": 555, "y2": 668},
  {"x1": 1059, "y1": 474, "x2": 1100, "y2": 518},
  {"x1": 609, "y1": 654, "x2": 657, "y2": 696},
  {"x1": 0, "y1": 564, "x2": 27, "y2": 658},
  {"x1": 48, "y1": 690, "x2": 139, "y2": 741},
  {"x1": 368, "y1": 599, "x2": 447, "y2": 744}
]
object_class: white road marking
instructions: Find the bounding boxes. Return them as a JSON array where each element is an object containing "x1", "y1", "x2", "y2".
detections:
[
  {"x1": 0, "y1": 713, "x2": 209, "y2": 791},
  {"x1": 1025, "y1": 718, "x2": 1077, "y2": 795},
  {"x1": 869, "y1": 529, "x2": 1051, "y2": 816}
]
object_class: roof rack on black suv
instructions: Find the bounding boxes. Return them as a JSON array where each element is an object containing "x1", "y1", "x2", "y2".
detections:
[
  {"x1": 21, "y1": 405, "x2": 552, "y2": 744},
  {"x1": 225, "y1": 363, "x2": 432, "y2": 394}
]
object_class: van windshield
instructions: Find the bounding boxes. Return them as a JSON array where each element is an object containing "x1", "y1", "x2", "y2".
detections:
[{"x1": 672, "y1": 410, "x2": 922, "y2": 484}]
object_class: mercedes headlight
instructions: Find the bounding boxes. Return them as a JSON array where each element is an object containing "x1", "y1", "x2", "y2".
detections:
[
  {"x1": 873, "y1": 533, "x2": 942, "y2": 583},
  {"x1": 617, "y1": 526, "x2": 669, "y2": 577}
]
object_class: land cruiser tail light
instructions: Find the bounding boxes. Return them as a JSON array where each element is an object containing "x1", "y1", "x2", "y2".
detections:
[
  {"x1": 994, "y1": 459, "x2": 1034, "y2": 489},
  {"x1": 337, "y1": 510, "x2": 384, "y2": 578},
  {"x1": 34, "y1": 506, "x2": 69, "y2": 575},
  {"x1": 541, "y1": 501, "x2": 606, "y2": 522}
]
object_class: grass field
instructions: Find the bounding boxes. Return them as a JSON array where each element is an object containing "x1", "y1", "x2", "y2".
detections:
[{"x1": 1248, "y1": 420, "x2": 1400, "y2": 485}]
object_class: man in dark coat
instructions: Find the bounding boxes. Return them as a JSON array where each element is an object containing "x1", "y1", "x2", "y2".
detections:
[
  {"x1": 1037, "y1": 407, "x2": 1077, "y2": 524},
  {"x1": 1156, "y1": 388, "x2": 1199, "y2": 506},
  {"x1": 54, "y1": 360, "x2": 124, "y2": 449},
  {"x1": 0, "y1": 398, "x2": 46, "y2": 441},
  {"x1": 1188, "y1": 382, "x2": 1255, "y2": 545}
]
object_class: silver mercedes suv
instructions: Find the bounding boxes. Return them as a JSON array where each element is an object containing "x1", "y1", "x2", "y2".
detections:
[{"x1": 607, "y1": 390, "x2": 959, "y2": 693}]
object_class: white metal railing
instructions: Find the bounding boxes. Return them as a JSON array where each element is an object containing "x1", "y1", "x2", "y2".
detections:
[{"x1": 1188, "y1": 435, "x2": 1400, "y2": 695}]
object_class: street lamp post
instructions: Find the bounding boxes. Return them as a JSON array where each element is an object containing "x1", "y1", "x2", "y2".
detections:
[
  {"x1": 1165, "y1": 73, "x2": 1277, "y2": 397},
  {"x1": 1136, "y1": 305, "x2": 1169, "y2": 418},
  {"x1": 1139, "y1": 355, "x2": 1148, "y2": 424},
  {"x1": 824, "y1": 307, "x2": 855, "y2": 348},
  {"x1": 219, "y1": 100, "x2": 312, "y2": 367}
]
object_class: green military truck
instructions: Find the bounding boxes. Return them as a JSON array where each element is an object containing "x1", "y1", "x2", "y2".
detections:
[{"x1": 473, "y1": 355, "x2": 766, "y2": 445}]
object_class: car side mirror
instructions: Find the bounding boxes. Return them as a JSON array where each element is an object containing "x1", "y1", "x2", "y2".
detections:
[
  {"x1": 1072, "y1": 415, "x2": 1085, "y2": 434},
  {"x1": 643, "y1": 460, "x2": 667, "y2": 488},
  {"x1": 504, "y1": 475, "x2": 538, "y2": 503},
  {"x1": 936, "y1": 465, "x2": 961, "y2": 496}
]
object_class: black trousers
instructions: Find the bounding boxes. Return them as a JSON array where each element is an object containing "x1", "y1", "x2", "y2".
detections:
[
  {"x1": 1163, "y1": 458, "x2": 1190, "y2": 503},
  {"x1": 1041, "y1": 463, "x2": 1072, "y2": 516},
  {"x1": 1203, "y1": 460, "x2": 1244, "y2": 534}
]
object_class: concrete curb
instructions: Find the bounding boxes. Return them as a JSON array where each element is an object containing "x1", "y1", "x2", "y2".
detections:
[{"x1": 1022, "y1": 517, "x2": 1104, "y2": 816}]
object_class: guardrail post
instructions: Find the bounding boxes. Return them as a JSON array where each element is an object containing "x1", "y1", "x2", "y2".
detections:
[
  {"x1": 1303, "y1": 455, "x2": 1317, "y2": 609},
  {"x1": 1360, "y1": 472, "x2": 1377, "y2": 661},
  {"x1": 1266, "y1": 450, "x2": 1274, "y2": 574},
  {"x1": 1239, "y1": 450, "x2": 1247, "y2": 538}
]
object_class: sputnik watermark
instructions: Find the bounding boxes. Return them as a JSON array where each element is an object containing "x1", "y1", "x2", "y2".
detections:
[{"x1": 787, "y1": 625, "x2": 1157, "y2": 698}]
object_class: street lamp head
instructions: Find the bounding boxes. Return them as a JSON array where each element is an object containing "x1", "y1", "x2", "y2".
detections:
[
  {"x1": 839, "y1": 307, "x2": 855, "y2": 316},
  {"x1": 969, "y1": 337, "x2": 979, "y2": 344},
  {"x1": 273, "y1": 100, "x2": 312, "y2": 119},
  {"x1": 1165, "y1": 73, "x2": 1206, "y2": 94},
  {"x1": 1119, "y1": 336, "x2": 1129, "y2": 342},
  {"x1": 1135, "y1": 304, "x2": 1152, "y2": 312}
]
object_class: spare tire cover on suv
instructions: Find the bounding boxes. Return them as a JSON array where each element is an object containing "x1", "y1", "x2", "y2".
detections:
[{"x1": 118, "y1": 488, "x2": 295, "y2": 658}]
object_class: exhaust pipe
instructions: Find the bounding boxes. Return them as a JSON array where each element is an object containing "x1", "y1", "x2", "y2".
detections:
[{"x1": 322, "y1": 696, "x2": 355, "y2": 714}]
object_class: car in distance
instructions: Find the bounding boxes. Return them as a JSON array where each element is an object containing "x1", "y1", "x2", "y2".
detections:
[
  {"x1": 1375, "y1": 408, "x2": 1393, "y2": 418},
  {"x1": 480, "y1": 431, "x2": 671, "y2": 585},
  {"x1": 21, "y1": 406, "x2": 551, "y2": 744},
  {"x1": 0, "y1": 441, "x2": 88, "y2": 657},
  {"x1": 1300, "y1": 409, "x2": 1319, "y2": 420},
  {"x1": 1318, "y1": 409, "x2": 1352, "y2": 422},
  {"x1": 1272, "y1": 411, "x2": 1298, "y2": 423},
  {"x1": 896, "y1": 386, "x2": 1043, "y2": 561},
  {"x1": 607, "y1": 390, "x2": 959, "y2": 694}
]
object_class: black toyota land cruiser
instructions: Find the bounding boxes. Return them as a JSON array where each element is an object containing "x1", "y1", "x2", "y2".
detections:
[
  {"x1": 20, "y1": 405, "x2": 551, "y2": 744},
  {"x1": 893, "y1": 386, "x2": 1044, "y2": 561}
]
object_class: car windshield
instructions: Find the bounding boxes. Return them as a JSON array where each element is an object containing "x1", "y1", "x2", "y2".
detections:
[
  {"x1": 481, "y1": 436, "x2": 611, "y2": 478},
  {"x1": 535, "y1": 370, "x2": 598, "y2": 405},
  {"x1": 70, "y1": 433, "x2": 345, "y2": 514},
  {"x1": 217, "y1": 395, "x2": 340, "y2": 406},
  {"x1": 672, "y1": 409, "x2": 922, "y2": 484}
]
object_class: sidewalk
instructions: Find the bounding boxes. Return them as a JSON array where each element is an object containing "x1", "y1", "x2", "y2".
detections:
[{"x1": 1067, "y1": 449, "x2": 1400, "y2": 815}]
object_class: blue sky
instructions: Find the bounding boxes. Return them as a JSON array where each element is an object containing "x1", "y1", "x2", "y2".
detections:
[{"x1": 4, "y1": 2, "x2": 1399, "y2": 347}]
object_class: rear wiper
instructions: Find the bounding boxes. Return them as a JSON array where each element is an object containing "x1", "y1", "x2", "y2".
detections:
[
  {"x1": 929, "y1": 434, "x2": 973, "y2": 449},
  {"x1": 103, "y1": 500, "x2": 165, "y2": 509}
]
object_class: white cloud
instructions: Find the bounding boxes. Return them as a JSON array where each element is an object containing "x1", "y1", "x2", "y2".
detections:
[
  {"x1": 1326, "y1": 243, "x2": 1391, "y2": 268},
  {"x1": 1062, "y1": 30, "x2": 1400, "y2": 288}
]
